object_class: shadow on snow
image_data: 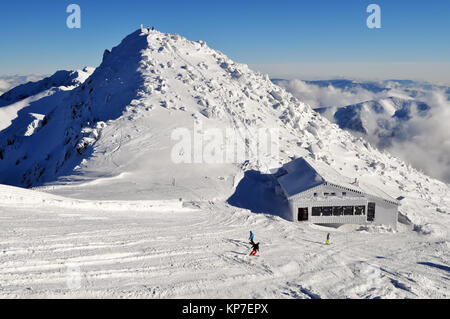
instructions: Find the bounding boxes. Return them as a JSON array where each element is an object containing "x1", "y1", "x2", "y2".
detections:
[
  {"x1": 417, "y1": 262, "x2": 450, "y2": 273},
  {"x1": 227, "y1": 170, "x2": 291, "y2": 221}
]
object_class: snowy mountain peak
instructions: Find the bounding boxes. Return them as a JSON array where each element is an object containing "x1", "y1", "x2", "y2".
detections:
[
  {"x1": 0, "y1": 28, "x2": 297, "y2": 186},
  {"x1": 0, "y1": 29, "x2": 449, "y2": 236}
]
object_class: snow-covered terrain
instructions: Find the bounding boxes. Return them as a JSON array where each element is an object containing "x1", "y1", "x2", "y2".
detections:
[
  {"x1": 0, "y1": 29, "x2": 448, "y2": 298},
  {"x1": 0, "y1": 184, "x2": 448, "y2": 298},
  {"x1": 0, "y1": 68, "x2": 94, "y2": 131}
]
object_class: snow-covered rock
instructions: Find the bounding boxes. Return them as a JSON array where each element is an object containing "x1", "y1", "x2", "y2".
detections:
[
  {"x1": 0, "y1": 68, "x2": 94, "y2": 132},
  {"x1": 0, "y1": 67, "x2": 94, "y2": 105}
]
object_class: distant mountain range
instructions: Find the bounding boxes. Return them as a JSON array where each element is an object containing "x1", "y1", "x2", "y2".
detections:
[
  {"x1": 272, "y1": 78, "x2": 450, "y2": 98},
  {"x1": 273, "y1": 78, "x2": 450, "y2": 183},
  {"x1": 315, "y1": 96, "x2": 431, "y2": 149}
]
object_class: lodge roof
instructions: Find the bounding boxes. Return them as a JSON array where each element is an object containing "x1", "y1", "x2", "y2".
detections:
[{"x1": 276, "y1": 157, "x2": 399, "y2": 206}]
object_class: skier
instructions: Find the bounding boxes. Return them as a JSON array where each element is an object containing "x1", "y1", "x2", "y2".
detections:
[
  {"x1": 326, "y1": 233, "x2": 331, "y2": 245},
  {"x1": 249, "y1": 231, "x2": 255, "y2": 245},
  {"x1": 250, "y1": 241, "x2": 259, "y2": 256}
]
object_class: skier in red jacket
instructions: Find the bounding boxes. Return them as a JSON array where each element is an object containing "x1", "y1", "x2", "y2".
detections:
[{"x1": 250, "y1": 242, "x2": 259, "y2": 256}]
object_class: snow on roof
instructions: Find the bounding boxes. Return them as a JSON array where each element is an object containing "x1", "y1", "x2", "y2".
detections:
[
  {"x1": 277, "y1": 158, "x2": 325, "y2": 197},
  {"x1": 277, "y1": 157, "x2": 399, "y2": 205},
  {"x1": 354, "y1": 179, "x2": 400, "y2": 205}
]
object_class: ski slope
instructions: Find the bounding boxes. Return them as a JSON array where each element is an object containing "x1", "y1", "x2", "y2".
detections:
[
  {"x1": 0, "y1": 29, "x2": 449, "y2": 298},
  {"x1": 0, "y1": 187, "x2": 448, "y2": 299}
]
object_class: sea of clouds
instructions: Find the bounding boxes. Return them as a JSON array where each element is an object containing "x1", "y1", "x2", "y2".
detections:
[
  {"x1": 0, "y1": 75, "x2": 44, "y2": 96},
  {"x1": 277, "y1": 79, "x2": 450, "y2": 184},
  {"x1": 389, "y1": 90, "x2": 450, "y2": 184}
]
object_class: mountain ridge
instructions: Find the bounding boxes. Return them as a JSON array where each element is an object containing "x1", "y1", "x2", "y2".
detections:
[{"x1": 0, "y1": 29, "x2": 448, "y2": 234}]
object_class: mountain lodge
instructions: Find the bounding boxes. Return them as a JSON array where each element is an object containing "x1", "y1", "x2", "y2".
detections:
[{"x1": 275, "y1": 158, "x2": 399, "y2": 230}]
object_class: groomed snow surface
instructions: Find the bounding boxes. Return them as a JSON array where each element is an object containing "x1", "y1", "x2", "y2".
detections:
[
  {"x1": 0, "y1": 29, "x2": 449, "y2": 298},
  {"x1": 0, "y1": 184, "x2": 448, "y2": 299}
]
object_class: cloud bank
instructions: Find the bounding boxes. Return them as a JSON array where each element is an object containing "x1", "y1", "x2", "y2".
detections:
[
  {"x1": 252, "y1": 62, "x2": 450, "y2": 86},
  {"x1": 277, "y1": 79, "x2": 450, "y2": 184},
  {"x1": 388, "y1": 90, "x2": 450, "y2": 184},
  {"x1": 275, "y1": 79, "x2": 382, "y2": 108},
  {"x1": 0, "y1": 75, "x2": 45, "y2": 96}
]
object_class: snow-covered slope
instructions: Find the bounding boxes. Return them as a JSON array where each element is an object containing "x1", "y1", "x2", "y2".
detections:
[
  {"x1": 0, "y1": 68, "x2": 94, "y2": 131},
  {"x1": 0, "y1": 29, "x2": 449, "y2": 299},
  {"x1": 1, "y1": 189, "x2": 448, "y2": 299},
  {"x1": 0, "y1": 29, "x2": 448, "y2": 231},
  {"x1": 0, "y1": 68, "x2": 94, "y2": 105}
]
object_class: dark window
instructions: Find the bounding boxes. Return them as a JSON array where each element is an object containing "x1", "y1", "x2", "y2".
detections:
[
  {"x1": 298, "y1": 208, "x2": 309, "y2": 221},
  {"x1": 313, "y1": 193, "x2": 318, "y2": 197},
  {"x1": 322, "y1": 207, "x2": 332, "y2": 216},
  {"x1": 312, "y1": 207, "x2": 322, "y2": 216},
  {"x1": 343, "y1": 206, "x2": 354, "y2": 215},
  {"x1": 355, "y1": 206, "x2": 366, "y2": 215},
  {"x1": 342, "y1": 192, "x2": 347, "y2": 196},
  {"x1": 324, "y1": 193, "x2": 329, "y2": 196},
  {"x1": 331, "y1": 193, "x2": 336, "y2": 196},
  {"x1": 332, "y1": 206, "x2": 343, "y2": 216},
  {"x1": 367, "y1": 203, "x2": 376, "y2": 221}
]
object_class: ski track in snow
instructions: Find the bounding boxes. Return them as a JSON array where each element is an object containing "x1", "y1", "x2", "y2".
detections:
[
  {"x1": 0, "y1": 202, "x2": 448, "y2": 299},
  {"x1": 0, "y1": 30, "x2": 449, "y2": 299}
]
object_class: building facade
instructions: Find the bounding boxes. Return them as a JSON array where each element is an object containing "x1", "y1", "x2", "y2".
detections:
[{"x1": 276, "y1": 158, "x2": 399, "y2": 230}]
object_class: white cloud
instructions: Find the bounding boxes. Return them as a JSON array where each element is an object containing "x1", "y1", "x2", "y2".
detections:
[
  {"x1": 0, "y1": 79, "x2": 12, "y2": 94},
  {"x1": 0, "y1": 75, "x2": 45, "y2": 96},
  {"x1": 275, "y1": 79, "x2": 385, "y2": 108},
  {"x1": 387, "y1": 90, "x2": 450, "y2": 183},
  {"x1": 278, "y1": 78, "x2": 450, "y2": 183}
]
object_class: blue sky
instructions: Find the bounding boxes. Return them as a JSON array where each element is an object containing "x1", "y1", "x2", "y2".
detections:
[{"x1": 1, "y1": 0, "x2": 449, "y2": 82}]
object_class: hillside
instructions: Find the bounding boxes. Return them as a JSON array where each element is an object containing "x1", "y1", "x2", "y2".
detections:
[{"x1": 0, "y1": 29, "x2": 448, "y2": 298}]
